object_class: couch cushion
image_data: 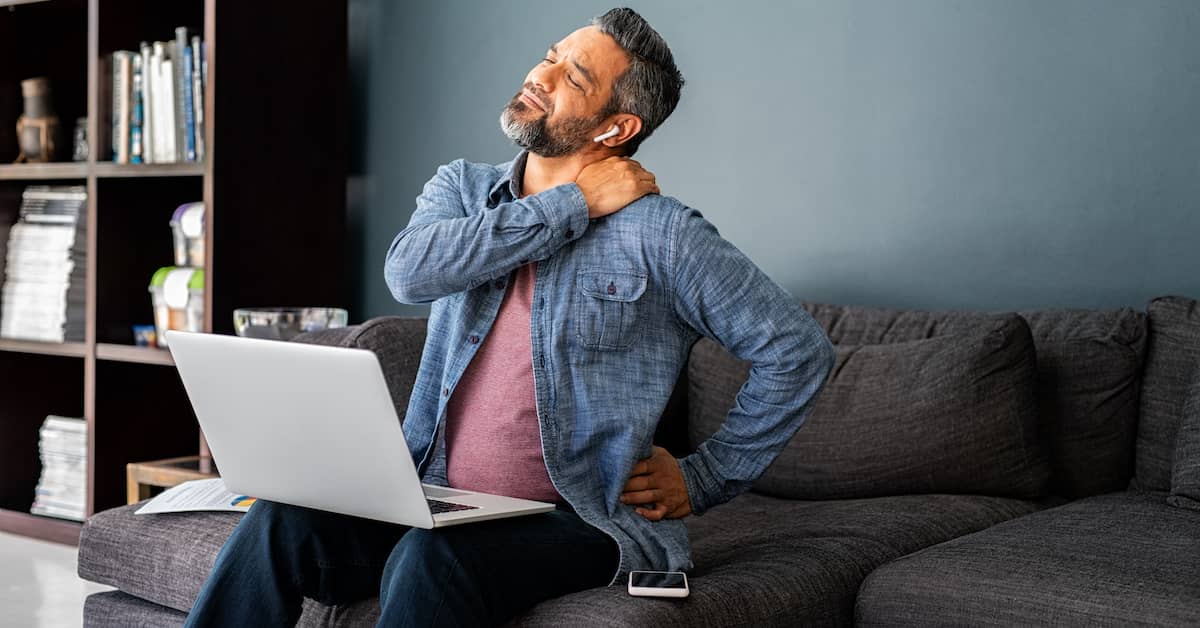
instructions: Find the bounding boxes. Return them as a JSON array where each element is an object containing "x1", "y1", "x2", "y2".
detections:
[
  {"x1": 855, "y1": 492, "x2": 1200, "y2": 627},
  {"x1": 511, "y1": 492, "x2": 1048, "y2": 627},
  {"x1": 84, "y1": 589, "x2": 187, "y2": 627},
  {"x1": 1136, "y1": 296, "x2": 1200, "y2": 491},
  {"x1": 689, "y1": 313, "x2": 1050, "y2": 500},
  {"x1": 83, "y1": 589, "x2": 371, "y2": 628},
  {"x1": 1017, "y1": 308, "x2": 1146, "y2": 498},
  {"x1": 801, "y1": 302, "x2": 1147, "y2": 499},
  {"x1": 80, "y1": 492, "x2": 1046, "y2": 627},
  {"x1": 78, "y1": 502, "x2": 245, "y2": 614},
  {"x1": 1169, "y1": 379, "x2": 1200, "y2": 510}
]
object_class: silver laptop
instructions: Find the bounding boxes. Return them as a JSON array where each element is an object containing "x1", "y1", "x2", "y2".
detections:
[{"x1": 165, "y1": 330, "x2": 556, "y2": 528}]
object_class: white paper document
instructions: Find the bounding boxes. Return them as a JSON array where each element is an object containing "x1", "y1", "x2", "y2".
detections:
[{"x1": 134, "y1": 478, "x2": 258, "y2": 515}]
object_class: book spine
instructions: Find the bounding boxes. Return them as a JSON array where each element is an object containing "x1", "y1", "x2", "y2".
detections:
[
  {"x1": 139, "y1": 42, "x2": 153, "y2": 164},
  {"x1": 191, "y1": 35, "x2": 205, "y2": 162},
  {"x1": 149, "y1": 44, "x2": 163, "y2": 163},
  {"x1": 173, "y1": 29, "x2": 189, "y2": 162},
  {"x1": 181, "y1": 44, "x2": 196, "y2": 162},
  {"x1": 130, "y1": 54, "x2": 144, "y2": 164},
  {"x1": 161, "y1": 55, "x2": 177, "y2": 161},
  {"x1": 110, "y1": 52, "x2": 126, "y2": 163},
  {"x1": 118, "y1": 52, "x2": 132, "y2": 164}
]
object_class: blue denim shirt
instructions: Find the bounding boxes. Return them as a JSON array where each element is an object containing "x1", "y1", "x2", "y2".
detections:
[{"x1": 385, "y1": 151, "x2": 834, "y2": 584}]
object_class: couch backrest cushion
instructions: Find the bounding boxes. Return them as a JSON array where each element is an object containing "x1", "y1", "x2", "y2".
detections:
[
  {"x1": 1168, "y1": 379, "x2": 1200, "y2": 510},
  {"x1": 1135, "y1": 296, "x2": 1200, "y2": 492},
  {"x1": 1015, "y1": 308, "x2": 1146, "y2": 498},
  {"x1": 688, "y1": 313, "x2": 1050, "y2": 500},
  {"x1": 801, "y1": 302, "x2": 1147, "y2": 499}
]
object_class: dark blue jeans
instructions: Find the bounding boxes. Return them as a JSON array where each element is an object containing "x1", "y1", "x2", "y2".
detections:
[{"x1": 183, "y1": 499, "x2": 619, "y2": 627}]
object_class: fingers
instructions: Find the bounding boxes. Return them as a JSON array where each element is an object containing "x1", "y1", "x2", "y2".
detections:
[
  {"x1": 620, "y1": 489, "x2": 662, "y2": 505},
  {"x1": 629, "y1": 460, "x2": 651, "y2": 476},
  {"x1": 636, "y1": 503, "x2": 670, "y2": 521},
  {"x1": 622, "y1": 475, "x2": 653, "y2": 493}
]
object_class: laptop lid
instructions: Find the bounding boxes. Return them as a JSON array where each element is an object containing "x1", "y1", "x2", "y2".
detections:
[{"x1": 165, "y1": 331, "x2": 436, "y2": 528}]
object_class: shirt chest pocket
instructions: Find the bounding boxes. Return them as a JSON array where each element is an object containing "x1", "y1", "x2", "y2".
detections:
[{"x1": 575, "y1": 270, "x2": 648, "y2": 351}]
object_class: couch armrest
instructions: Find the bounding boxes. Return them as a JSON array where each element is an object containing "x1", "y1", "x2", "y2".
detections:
[{"x1": 293, "y1": 316, "x2": 428, "y2": 422}]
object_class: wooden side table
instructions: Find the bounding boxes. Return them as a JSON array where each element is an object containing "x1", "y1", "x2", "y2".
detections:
[{"x1": 126, "y1": 456, "x2": 220, "y2": 504}]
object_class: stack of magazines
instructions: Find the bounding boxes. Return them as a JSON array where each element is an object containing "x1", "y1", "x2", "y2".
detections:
[
  {"x1": 32, "y1": 415, "x2": 88, "y2": 522},
  {"x1": 0, "y1": 186, "x2": 87, "y2": 343},
  {"x1": 111, "y1": 26, "x2": 207, "y2": 164}
]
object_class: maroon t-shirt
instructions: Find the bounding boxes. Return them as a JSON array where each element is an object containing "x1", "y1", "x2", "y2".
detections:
[{"x1": 444, "y1": 262, "x2": 562, "y2": 502}]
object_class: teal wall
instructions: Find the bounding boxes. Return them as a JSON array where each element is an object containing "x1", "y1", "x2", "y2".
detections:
[{"x1": 349, "y1": 0, "x2": 1200, "y2": 320}]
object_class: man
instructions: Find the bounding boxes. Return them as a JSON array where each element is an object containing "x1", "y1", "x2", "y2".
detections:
[{"x1": 186, "y1": 7, "x2": 833, "y2": 627}]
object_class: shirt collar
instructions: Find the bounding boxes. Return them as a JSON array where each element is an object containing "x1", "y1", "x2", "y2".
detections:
[{"x1": 487, "y1": 150, "x2": 530, "y2": 207}]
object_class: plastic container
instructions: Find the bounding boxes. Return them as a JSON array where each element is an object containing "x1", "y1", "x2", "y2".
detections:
[
  {"x1": 149, "y1": 267, "x2": 204, "y2": 347},
  {"x1": 170, "y1": 202, "x2": 205, "y2": 267}
]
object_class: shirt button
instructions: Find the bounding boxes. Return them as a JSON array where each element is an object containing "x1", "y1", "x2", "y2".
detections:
[
  {"x1": 607, "y1": 282, "x2": 617, "y2": 295},
  {"x1": 565, "y1": 229, "x2": 575, "y2": 239},
  {"x1": 494, "y1": 280, "x2": 505, "y2": 290},
  {"x1": 468, "y1": 335, "x2": 479, "y2": 344},
  {"x1": 442, "y1": 387, "x2": 449, "y2": 397}
]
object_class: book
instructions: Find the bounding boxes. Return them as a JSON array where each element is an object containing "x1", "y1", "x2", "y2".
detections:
[
  {"x1": 140, "y1": 42, "x2": 154, "y2": 164},
  {"x1": 31, "y1": 415, "x2": 88, "y2": 522},
  {"x1": 173, "y1": 29, "x2": 189, "y2": 162},
  {"x1": 181, "y1": 39, "x2": 197, "y2": 162},
  {"x1": 191, "y1": 35, "x2": 206, "y2": 161},
  {"x1": 131, "y1": 53, "x2": 144, "y2": 164},
  {"x1": 160, "y1": 53, "x2": 177, "y2": 162},
  {"x1": 0, "y1": 186, "x2": 87, "y2": 343},
  {"x1": 111, "y1": 51, "x2": 133, "y2": 163}
]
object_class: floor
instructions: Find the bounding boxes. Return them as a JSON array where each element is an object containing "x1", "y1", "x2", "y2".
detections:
[{"x1": 0, "y1": 531, "x2": 113, "y2": 628}]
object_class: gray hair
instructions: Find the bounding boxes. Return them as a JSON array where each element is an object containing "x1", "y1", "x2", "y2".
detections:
[{"x1": 590, "y1": 8, "x2": 684, "y2": 156}]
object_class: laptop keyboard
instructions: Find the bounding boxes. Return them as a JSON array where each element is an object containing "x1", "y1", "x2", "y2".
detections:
[{"x1": 427, "y1": 498, "x2": 479, "y2": 514}]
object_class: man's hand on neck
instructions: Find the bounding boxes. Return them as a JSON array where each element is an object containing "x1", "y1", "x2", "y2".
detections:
[
  {"x1": 521, "y1": 145, "x2": 618, "y2": 198},
  {"x1": 522, "y1": 146, "x2": 660, "y2": 219}
]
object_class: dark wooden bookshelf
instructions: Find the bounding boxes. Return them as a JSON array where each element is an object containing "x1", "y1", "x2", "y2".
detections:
[
  {"x1": 0, "y1": 163, "x2": 89, "y2": 179},
  {"x1": 95, "y1": 342, "x2": 173, "y2": 365},
  {"x1": 91, "y1": 162, "x2": 203, "y2": 178},
  {"x1": 0, "y1": 338, "x2": 88, "y2": 358},
  {"x1": 0, "y1": 0, "x2": 348, "y2": 546}
]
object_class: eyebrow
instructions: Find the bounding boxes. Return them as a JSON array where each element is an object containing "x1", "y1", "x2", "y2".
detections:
[{"x1": 548, "y1": 44, "x2": 596, "y2": 87}]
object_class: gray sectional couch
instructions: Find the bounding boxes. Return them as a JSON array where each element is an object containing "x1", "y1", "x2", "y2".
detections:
[{"x1": 77, "y1": 297, "x2": 1200, "y2": 626}]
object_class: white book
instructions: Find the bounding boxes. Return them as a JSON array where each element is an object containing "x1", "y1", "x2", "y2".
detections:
[
  {"x1": 159, "y1": 55, "x2": 177, "y2": 163},
  {"x1": 140, "y1": 43, "x2": 154, "y2": 164},
  {"x1": 149, "y1": 47, "x2": 163, "y2": 163}
]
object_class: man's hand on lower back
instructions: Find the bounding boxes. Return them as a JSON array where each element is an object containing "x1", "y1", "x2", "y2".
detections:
[{"x1": 620, "y1": 445, "x2": 692, "y2": 521}]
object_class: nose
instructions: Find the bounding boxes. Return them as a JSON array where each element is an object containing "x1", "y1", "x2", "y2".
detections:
[{"x1": 528, "y1": 63, "x2": 558, "y2": 95}]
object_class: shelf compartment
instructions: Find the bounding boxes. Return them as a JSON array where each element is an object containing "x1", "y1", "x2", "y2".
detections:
[
  {"x1": 0, "y1": 352, "x2": 85, "y2": 522},
  {"x1": 96, "y1": 342, "x2": 173, "y2": 365},
  {"x1": 92, "y1": 359, "x2": 197, "y2": 512},
  {"x1": 0, "y1": 0, "x2": 88, "y2": 164},
  {"x1": 95, "y1": 176, "x2": 202, "y2": 345}
]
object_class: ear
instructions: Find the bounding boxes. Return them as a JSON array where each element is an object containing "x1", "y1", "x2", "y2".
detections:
[{"x1": 598, "y1": 113, "x2": 644, "y2": 150}]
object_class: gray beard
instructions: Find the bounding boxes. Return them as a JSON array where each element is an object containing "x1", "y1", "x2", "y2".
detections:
[{"x1": 499, "y1": 99, "x2": 600, "y2": 158}]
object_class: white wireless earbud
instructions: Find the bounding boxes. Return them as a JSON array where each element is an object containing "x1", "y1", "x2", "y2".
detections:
[{"x1": 593, "y1": 125, "x2": 620, "y2": 143}]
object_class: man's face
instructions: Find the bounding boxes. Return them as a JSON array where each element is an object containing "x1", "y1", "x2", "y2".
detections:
[{"x1": 500, "y1": 26, "x2": 630, "y2": 158}]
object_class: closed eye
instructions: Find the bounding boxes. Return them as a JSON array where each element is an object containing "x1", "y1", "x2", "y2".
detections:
[{"x1": 541, "y1": 57, "x2": 583, "y2": 91}]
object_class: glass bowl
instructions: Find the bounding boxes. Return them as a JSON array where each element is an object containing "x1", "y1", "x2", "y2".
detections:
[{"x1": 232, "y1": 307, "x2": 349, "y2": 341}]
